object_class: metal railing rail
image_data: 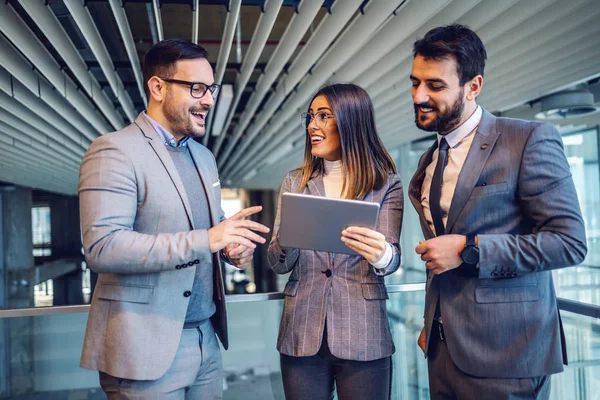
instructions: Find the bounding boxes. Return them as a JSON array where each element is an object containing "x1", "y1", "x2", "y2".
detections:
[{"x1": 1, "y1": 283, "x2": 599, "y2": 321}]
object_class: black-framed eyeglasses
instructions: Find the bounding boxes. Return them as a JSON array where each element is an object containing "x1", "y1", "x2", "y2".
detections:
[
  {"x1": 159, "y1": 77, "x2": 220, "y2": 99},
  {"x1": 300, "y1": 111, "x2": 335, "y2": 129}
]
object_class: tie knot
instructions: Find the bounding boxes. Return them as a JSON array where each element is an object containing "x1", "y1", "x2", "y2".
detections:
[{"x1": 439, "y1": 138, "x2": 449, "y2": 152}]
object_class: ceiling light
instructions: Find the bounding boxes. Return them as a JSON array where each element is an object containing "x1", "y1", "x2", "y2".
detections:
[{"x1": 535, "y1": 89, "x2": 599, "y2": 120}]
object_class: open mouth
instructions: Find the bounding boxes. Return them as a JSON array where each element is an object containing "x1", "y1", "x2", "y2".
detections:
[
  {"x1": 191, "y1": 111, "x2": 206, "y2": 125},
  {"x1": 311, "y1": 135, "x2": 325, "y2": 145},
  {"x1": 417, "y1": 106, "x2": 436, "y2": 114}
]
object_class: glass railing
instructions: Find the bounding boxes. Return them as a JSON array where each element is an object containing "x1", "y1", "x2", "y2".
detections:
[{"x1": 0, "y1": 283, "x2": 599, "y2": 400}]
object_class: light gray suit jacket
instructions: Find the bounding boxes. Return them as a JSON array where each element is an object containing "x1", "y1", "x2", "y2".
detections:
[
  {"x1": 268, "y1": 170, "x2": 403, "y2": 361},
  {"x1": 409, "y1": 109, "x2": 587, "y2": 378},
  {"x1": 79, "y1": 113, "x2": 228, "y2": 381}
]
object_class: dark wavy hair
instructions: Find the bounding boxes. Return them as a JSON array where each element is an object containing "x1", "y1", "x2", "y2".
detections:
[
  {"x1": 298, "y1": 83, "x2": 397, "y2": 199},
  {"x1": 413, "y1": 24, "x2": 487, "y2": 85},
  {"x1": 142, "y1": 39, "x2": 208, "y2": 99}
]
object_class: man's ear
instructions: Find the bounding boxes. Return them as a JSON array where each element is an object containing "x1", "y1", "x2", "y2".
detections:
[
  {"x1": 466, "y1": 75, "x2": 483, "y2": 101},
  {"x1": 147, "y1": 76, "x2": 165, "y2": 102}
]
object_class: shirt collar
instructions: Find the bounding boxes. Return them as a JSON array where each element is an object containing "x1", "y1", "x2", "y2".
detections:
[
  {"x1": 143, "y1": 111, "x2": 190, "y2": 148},
  {"x1": 437, "y1": 105, "x2": 482, "y2": 148}
]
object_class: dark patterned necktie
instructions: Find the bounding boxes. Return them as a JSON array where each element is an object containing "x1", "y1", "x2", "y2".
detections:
[{"x1": 429, "y1": 138, "x2": 449, "y2": 236}]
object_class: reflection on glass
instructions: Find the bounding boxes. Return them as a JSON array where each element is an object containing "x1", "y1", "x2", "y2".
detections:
[{"x1": 554, "y1": 128, "x2": 600, "y2": 306}]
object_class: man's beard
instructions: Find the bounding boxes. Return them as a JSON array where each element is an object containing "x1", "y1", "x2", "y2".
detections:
[
  {"x1": 163, "y1": 90, "x2": 205, "y2": 138},
  {"x1": 414, "y1": 89, "x2": 464, "y2": 133}
]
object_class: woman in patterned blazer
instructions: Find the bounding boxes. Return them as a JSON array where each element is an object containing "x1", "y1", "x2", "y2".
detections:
[{"x1": 268, "y1": 83, "x2": 404, "y2": 400}]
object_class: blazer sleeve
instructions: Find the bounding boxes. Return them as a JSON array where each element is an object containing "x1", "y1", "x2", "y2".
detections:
[
  {"x1": 372, "y1": 174, "x2": 404, "y2": 276},
  {"x1": 79, "y1": 135, "x2": 213, "y2": 274},
  {"x1": 268, "y1": 172, "x2": 301, "y2": 274},
  {"x1": 477, "y1": 122, "x2": 587, "y2": 278}
]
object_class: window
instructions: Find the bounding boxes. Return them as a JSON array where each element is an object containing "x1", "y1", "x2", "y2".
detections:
[{"x1": 32, "y1": 206, "x2": 51, "y2": 257}]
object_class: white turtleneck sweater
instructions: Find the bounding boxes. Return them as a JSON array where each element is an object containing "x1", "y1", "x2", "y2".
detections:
[{"x1": 323, "y1": 159, "x2": 392, "y2": 269}]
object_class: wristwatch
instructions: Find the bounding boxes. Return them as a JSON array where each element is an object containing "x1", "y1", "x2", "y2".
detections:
[{"x1": 460, "y1": 234, "x2": 479, "y2": 265}]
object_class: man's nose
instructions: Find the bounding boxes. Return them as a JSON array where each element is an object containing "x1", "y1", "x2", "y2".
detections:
[
  {"x1": 413, "y1": 85, "x2": 429, "y2": 104},
  {"x1": 200, "y1": 91, "x2": 215, "y2": 108}
]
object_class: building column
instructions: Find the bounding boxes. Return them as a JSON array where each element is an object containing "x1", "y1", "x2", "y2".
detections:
[
  {"x1": 1, "y1": 186, "x2": 34, "y2": 396},
  {"x1": 49, "y1": 195, "x2": 84, "y2": 306}
]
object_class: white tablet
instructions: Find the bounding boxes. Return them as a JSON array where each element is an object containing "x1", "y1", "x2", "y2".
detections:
[{"x1": 279, "y1": 192, "x2": 380, "y2": 255}]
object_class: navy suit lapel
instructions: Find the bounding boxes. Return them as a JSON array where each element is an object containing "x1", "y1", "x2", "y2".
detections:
[
  {"x1": 410, "y1": 142, "x2": 437, "y2": 239},
  {"x1": 445, "y1": 110, "x2": 501, "y2": 234},
  {"x1": 135, "y1": 114, "x2": 195, "y2": 229}
]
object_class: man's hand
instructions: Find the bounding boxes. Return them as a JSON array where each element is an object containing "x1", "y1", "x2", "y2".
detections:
[
  {"x1": 341, "y1": 226, "x2": 387, "y2": 264},
  {"x1": 417, "y1": 327, "x2": 426, "y2": 354},
  {"x1": 415, "y1": 234, "x2": 465, "y2": 275},
  {"x1": 223, "y1": 244, "x2": 254, "y2": 269},
  {"x1": 208, "y1": 206, "x2": 270, "y2": 253}
]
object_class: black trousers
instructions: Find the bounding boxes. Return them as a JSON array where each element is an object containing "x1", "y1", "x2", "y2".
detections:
[
  {"x1": 280, "y1": 329, "x2": 392, "y2": 400},
  {"x1": 427, "y1": 321, "x2": 551, "y2": 400}
]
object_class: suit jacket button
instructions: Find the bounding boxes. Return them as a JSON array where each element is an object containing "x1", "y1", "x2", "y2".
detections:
[
  {"x1": 194, "y1": 259, "x2": 200, "y2": 264},
  {"x1": 279, "y1": 256, "x2": 285, "y2": 263},
  {"x1": 325, "y1": 270, "x2": 332, "y2": 278},
  {"x1": 175, "y1": 265, "x2": 181, "y2": 269},
  {"x1": 188, "y1": 262, "x2": 194, "y2": 267},
  {"x1": 491, "y1": 271, "x2": 498, "y2": 277},
  {"x1": 183, "y1": 290, "x2": 192, "y2": 297}
]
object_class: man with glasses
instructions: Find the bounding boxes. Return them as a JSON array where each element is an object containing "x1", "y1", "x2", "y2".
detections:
[{"x1": 79, "y1": 39, "x2": 270, "y2": 399}]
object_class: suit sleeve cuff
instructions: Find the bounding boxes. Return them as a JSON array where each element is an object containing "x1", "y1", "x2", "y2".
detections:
[{"x1": 372, "y1": 242, "x2": 393, "y2": 269}]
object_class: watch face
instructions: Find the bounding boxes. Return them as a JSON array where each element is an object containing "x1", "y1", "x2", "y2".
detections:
[{"x1": 461, "y1": 247, "x2": 479, "y2": 265}]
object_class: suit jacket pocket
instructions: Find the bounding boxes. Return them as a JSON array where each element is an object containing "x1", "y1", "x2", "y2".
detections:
[
  {"x1": 475, "y1": 284, "x2": 539, "y2": 304},
  {"x1": 96, "y1": 283, "x2": 154, "y2": 304},
  {"x1": 471, "y1": 181, "x2": 508, "y2": 197},
  {"x1": 362, "y1": 283, "x2": 389, "y2": 300},
  {"x1": 283, "y1": 280, "x2": 299, "y2": 297}
]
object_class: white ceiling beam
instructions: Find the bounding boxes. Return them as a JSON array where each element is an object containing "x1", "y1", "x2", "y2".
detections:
[
  {"x1": 212, "y1": 0, "x2": 284, "y2": 157},
  {"x1": 0, "y1": 115, "x2": 83, "y2": 165},
  {"x1": 0, "y1": 37, "x2": 99, "y2": 143},
  {"x1": 218, "y1": 0, "x2": 363, "y2": 173},
  {"x1": 217, "y1": 0, "x2": 324, "y2": 165},
  {"x1": 108, "y1": 0, "x2": 147, "y2": 108},
  {"x1": 0, "y1": 137, "x2": 80, "y2": 176},
  {"x1": 0, "y1": 105, "x2": 84, "y2": 164},
  {"x1": 64, "y1": 0, "x2": 138, "y2": 122},
  {"x1": 192, "y1": 0, "x2": 199, "y2": 43},
  {"x1": 17, "y1": 0, "x2": 126, "y2": 130},
  {"x1": 204, "y1": 0, "x2": 242, "y2": 146},
  {"x1": 152, "y1": 0, "x2": 164, "y2": 42},
  {"x1": 222, "y1": 0, "x2": 404, "y2": 178},
  {"x1": 0, "y1": 75, "x2": 93, "y2": 149},
  {"x1": 333, "y1": 0, "x2": 471, "y2": 83},
  {"x1": 0, "y1": 2, "x2": 108, "y2": 138}
]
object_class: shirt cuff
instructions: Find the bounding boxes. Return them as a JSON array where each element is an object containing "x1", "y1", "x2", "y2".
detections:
[{"x1": 372, "y1": 242, "x2": 393, "y2": 269}]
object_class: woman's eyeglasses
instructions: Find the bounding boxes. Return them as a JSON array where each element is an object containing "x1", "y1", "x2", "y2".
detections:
[{"x1": 300, "y1": 111, "x2": 335, "y2": 129}]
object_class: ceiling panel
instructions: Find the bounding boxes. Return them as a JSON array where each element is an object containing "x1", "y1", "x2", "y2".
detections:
[{"x1": 0, "y1": 0, "x2": 597, "y2": 194}]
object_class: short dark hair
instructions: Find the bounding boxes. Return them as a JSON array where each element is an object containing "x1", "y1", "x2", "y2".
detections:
[
  {"x1": 412, "y1": 24, "x2": 487, "y2": 85},
  {"x1": 299, "y1": 83, "x2": 397, "y2": 199},
  {"x1": 142, "y1": 39, "x2": 209, "y2": 99}
]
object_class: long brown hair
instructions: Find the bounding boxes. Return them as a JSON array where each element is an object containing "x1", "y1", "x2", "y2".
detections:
[{"x1": 299, "y1": 83, "x2": 397, "y2": 199}]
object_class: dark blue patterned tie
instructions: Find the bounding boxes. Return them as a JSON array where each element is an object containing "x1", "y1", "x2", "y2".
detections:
[{"x1": 429, "y1": 138, "x2": 449, "y2": 236}]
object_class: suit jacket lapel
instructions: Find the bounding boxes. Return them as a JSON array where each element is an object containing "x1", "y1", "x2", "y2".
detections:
[
  {"x1": 188, "y1": 142, "x2": 218, "y2": 226},
  {"x1": 305, "y1": 173, "x2": 325, "y2": 196},
  {"x1": 445, "y1": 109, "x2": 501, "y2": 233},
  {"x1": 134, "y1": 113, "x2": 195, "y2": 229},
  {"x1": 409, "y1": 142, "x2": 437, "y2": 239}
]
